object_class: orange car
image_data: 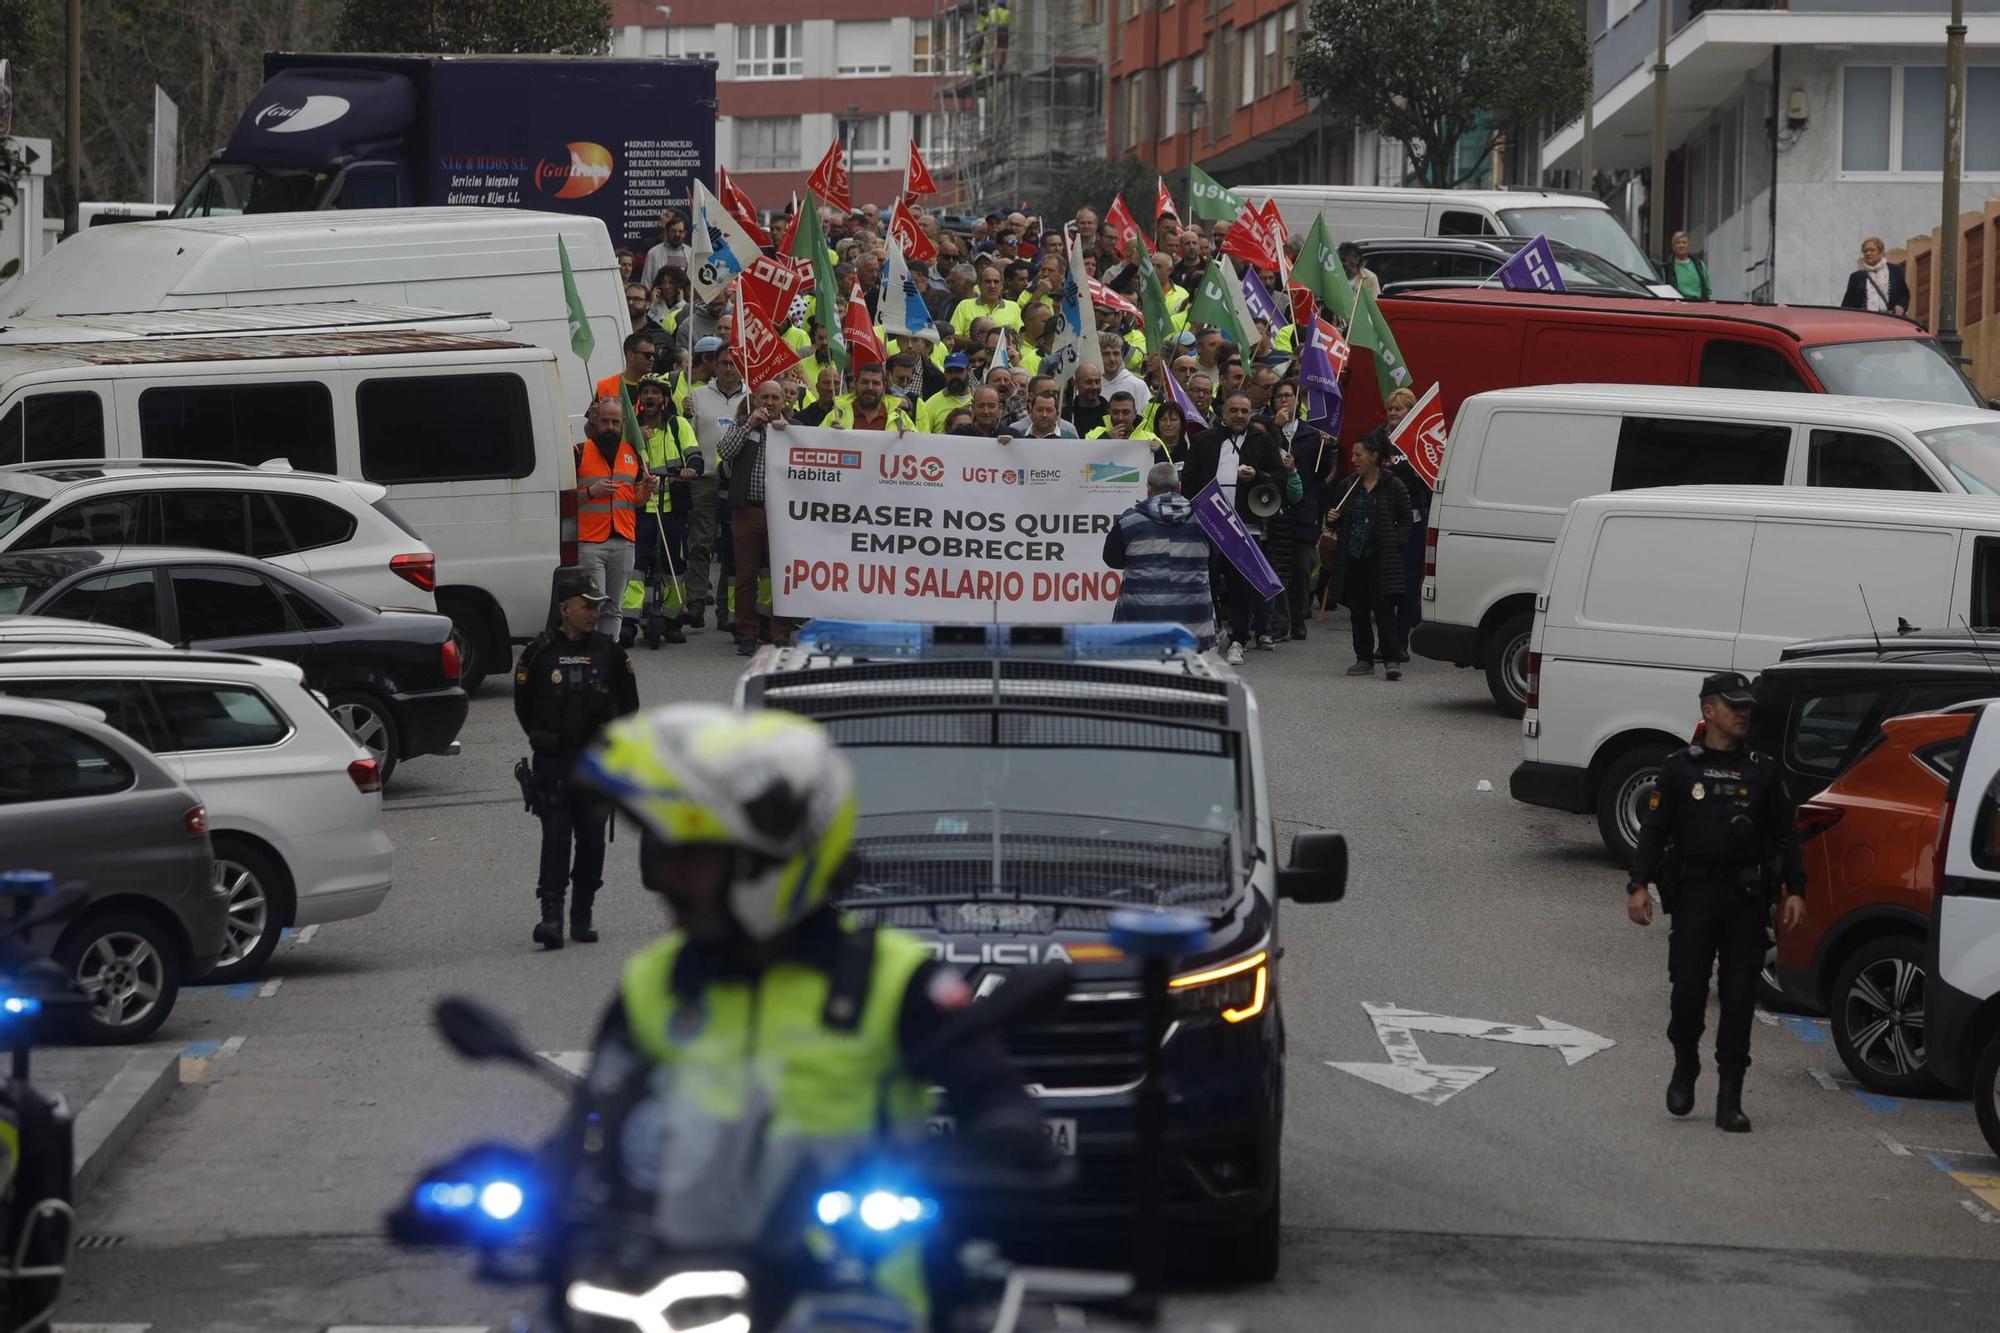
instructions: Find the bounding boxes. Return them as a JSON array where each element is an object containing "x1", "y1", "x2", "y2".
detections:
[{"x1": 1772, "y1": 707, "x2": 1973, "y2": 1096}]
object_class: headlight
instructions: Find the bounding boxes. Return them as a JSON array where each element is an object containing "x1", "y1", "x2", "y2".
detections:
[
  {"x1": 566, "y1": 1270, "x2": 751, "y2": 1333},
  {"x1": 1169, "y1": 949, "x2": 1270, "y2": 1024}
]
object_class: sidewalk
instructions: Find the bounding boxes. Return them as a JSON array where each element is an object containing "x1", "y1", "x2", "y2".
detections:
[{"x1": 35, "y1": 1045, "x2": 181, "y2": 1197}]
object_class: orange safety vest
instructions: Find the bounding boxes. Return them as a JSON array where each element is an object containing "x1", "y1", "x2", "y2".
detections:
[
  {"x1": 576, "y1": 438, "x2": 645, "y2": 543},
  {"x1": 596, "y1": 373, "x2": 643, "y2": 405}
]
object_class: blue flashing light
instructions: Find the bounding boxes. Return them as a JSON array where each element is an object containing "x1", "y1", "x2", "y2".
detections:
[
  {"x1": 817, "y1": 1185, "x2": 936, "y2": 1235},
  {"x1": 0, "y1": 996, "x2": 41, "y2": 1018},
  {"x1": 1068, "y1": 624, "x2": 1199, "y2": 658},
  {"x1": 797, "y1": 620, "x2": 928, "y2": 658},
  {"x1": 794, "y1": 620, "x2": 1199, "y2": 663},
  {"x1": 858, "y1": 1189, "x2": 906, "y2": 1232},
  {"x1": 1109, "y1": 908, "x2": 1210, "y2": 959},
  {"x1": 421, "y1": 1180, "x2": 477, "y2": 1213},
  {"x1": 815, "y1": 1190, "x2": 854, "y2": 1225},
  {"x1": 0, "y1": 871, "x2": 54, "y2": 897},
  {"x1": 478, "y1": 1180, "x2": 525, "y2": 1221}
]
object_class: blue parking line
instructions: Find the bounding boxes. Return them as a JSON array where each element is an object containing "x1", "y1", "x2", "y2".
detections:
[
  {"x1": 183, "y1": 983, "x2": 260, "y2": 1000},
  {"x1": 181, "y1": 1039, "x2": 222, "y2": 1059},
  {"x1": 1852, "y1": 1089, "x2": 1977, "y2": 1116},
  {"x1": 1780, "y1": 1015, "x2": 1830, "y2": 1044}
]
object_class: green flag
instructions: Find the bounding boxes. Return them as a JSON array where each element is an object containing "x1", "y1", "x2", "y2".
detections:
[
  {"x1": 1295, "y1": 216, "x2": 1355, "y2": 327},
  {"x1": 788, "y1": 194, "x2": 847, "y2": 372},
  {"x1": 1355, "y1": 285, "x2": 1413, "y2": 401},
  {"x1": 559, "y1": 234, "x2": 595, "y2": 368},
  {"x1": 1134, "y1": 237, "x2": 1178, "y2": 362},
  {"x1": 620, "y1": 380, "x2": 648, "y2": 458},
  {"x1": 1188, "y1": 259, "x2": 1252, "y2": 351},
  {"x1": 1189, "y1": 164, "x2": 1246, "y2": 224}
]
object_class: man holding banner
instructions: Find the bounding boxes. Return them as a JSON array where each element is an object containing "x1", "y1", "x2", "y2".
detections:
[{"x1": 1183, "y1": 391, "x2": 1285, "y2": 664}]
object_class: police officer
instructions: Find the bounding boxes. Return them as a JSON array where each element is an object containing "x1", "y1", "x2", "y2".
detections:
[
  {"x1": 513, "y1": 568, "x2": 640, "y2": 949},
  {"x1": 1628, "y1": 671, "x2": 1806, "y2": 1132}
]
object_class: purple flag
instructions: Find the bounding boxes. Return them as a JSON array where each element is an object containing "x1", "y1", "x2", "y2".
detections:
[
  {"x1": 1240, "y1": 265, "x2": 1281, "y2": 330},
  {"x1": 1493, "y1": 234, "x2": 1566, "y2": 293},
  {"x1": 1306, "y1": 384, "x2": 1344, "y2": 439},
  {"x1": 1164, "y1": 367, "x2": 1209, "y2": 431},
  {"x1": 1190, "y1": 479, "x2": 1283, "y2": 601}
]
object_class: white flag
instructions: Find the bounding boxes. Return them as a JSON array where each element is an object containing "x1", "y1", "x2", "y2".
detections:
[
  {"x1": 1217, "y1": 255, "x2": 1264, "y2": 355},
  {"x1": 690, "y1": 179, "x2": 763, "y2": 306},
  {"x1": 881, "y1": 241, "x2": 939, "y2": 340},
  {"x1": 1042, "y1": 235, "x2": 1102, "y2": 388}
]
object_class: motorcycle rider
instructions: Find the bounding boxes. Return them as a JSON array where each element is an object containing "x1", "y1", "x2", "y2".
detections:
[{"x1": 563, "y1": 704, "x2": 1050, "y2": 1321}]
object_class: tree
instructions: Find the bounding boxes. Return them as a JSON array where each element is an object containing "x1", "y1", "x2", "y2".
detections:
[
  {"x1": 1295, "y1": 0, "x2": 1588, "y2": 188},
  {"x1": 335, "y1": 0, "x2": 611, "y2": 55},
  {"x1": 1040, "y1": 155, "x2": 1152, "y2": 239}
]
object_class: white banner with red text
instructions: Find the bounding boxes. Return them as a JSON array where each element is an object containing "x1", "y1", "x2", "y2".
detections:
[{"x1": 763, "y1": 426, "x2": 1151, "y2": 623}]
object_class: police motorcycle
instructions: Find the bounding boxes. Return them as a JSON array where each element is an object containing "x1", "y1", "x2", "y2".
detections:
[
  {"x1": 388, "y1": 955, "x2": 1197, "y2": 1333},
  {"x1": 0, "y1": 870, "x2": 95, "y2": 1333}
]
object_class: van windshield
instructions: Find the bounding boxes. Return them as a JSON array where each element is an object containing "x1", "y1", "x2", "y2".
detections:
[
  {"x1": 1805, "y1": 339, "x2": 1983, "y2": 408},
  {"x1": 172, "y1": 164, "x2": 329, "y2": 219},
  {"x1": 1498, "y1": 206, "x2": 1655, "y2": 282},
  {"x1": 1917, "y1": 423, "x2": 2000, "y2": 494}
]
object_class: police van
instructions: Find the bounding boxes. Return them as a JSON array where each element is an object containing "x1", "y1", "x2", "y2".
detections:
[{"x1": 736, "y1": 620, "x2": 1349, "y2": 1280}]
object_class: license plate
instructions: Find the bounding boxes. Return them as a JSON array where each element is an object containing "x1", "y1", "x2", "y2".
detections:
[{"x1": 925, "y1": 1114, "x2": 1077, "y2": 1156}]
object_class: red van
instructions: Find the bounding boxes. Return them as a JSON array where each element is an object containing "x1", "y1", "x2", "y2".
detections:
[{"x1": 1343, "y1": 290, "x2": 1989, "y2": 442}]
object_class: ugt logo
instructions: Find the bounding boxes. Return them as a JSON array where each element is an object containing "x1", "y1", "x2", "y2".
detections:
[{"x1": 880, "y1": 454, "x2": 944, "y2": 483}]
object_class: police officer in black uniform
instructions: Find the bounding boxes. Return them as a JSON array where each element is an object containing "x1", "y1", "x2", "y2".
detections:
[
  {"x1": 513, "y1": 568, "x2": 640, "y2": 950},
  {"x1": 1628, "y1": 671, "x2": 1806, "y2": 1133}
]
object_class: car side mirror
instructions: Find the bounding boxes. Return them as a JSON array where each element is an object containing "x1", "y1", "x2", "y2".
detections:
[{"x1": 1278, "y1": 831, "x2": 1346, "y2": 904}]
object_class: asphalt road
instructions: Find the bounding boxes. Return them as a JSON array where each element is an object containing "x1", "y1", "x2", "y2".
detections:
[{"x1": 55, "y1": 614, "x2": 2000, "y2": 1332}]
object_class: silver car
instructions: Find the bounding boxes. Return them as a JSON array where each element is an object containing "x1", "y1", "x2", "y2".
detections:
[{"x1": 0, "y1": 696, "x2": 223, "y2": 1043}]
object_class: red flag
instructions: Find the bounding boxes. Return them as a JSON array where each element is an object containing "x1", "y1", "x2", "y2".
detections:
[
  {"x1": 734, "y1": 281, "x2": 804, "y2": 389},
  {"x1": 843, "y1": 283, "x2": 885, "y2": 369},
  {"x1": 905, "y1": 140, "x2": 939, "y2": 197},
  {"x1": 1287, "y1": 283, "x2": 1316, "y2": 329},
  {"x1": 1259, "y1": 198, "x2": 1290, "y2": 277},
  {"x1": 715, "y1": 166, "x2": 773, "y2": 250},
  {"x1": 1221, "y1": 201, "x2": 1279, "y2": 272},
  {"x1": 1154, "y1": 175, "x2": 1179, "y2": 225},
  {"x1": 1104, "y1": 194, "x2": 1143, "y2": 261},
  {"x1": 1087, "y1": 277, "x2": 1140, "y2": 319},
  {"x1": 779, "y1": 205, "x2": 802, "y2": 259},
  {"x1": 888, "y1": 196, "x2": 937, "y2": 264},
  {"x1": 805, "y1": 136, "x2": 851, "y2": 214},
  {"x1": 741, "y1": 253, "x2": 805, "y2": 328},
  {"x1": 1389, "y1": 383, "x2": 1447, "y2": 488},
  {"x1": 1311, "y1": 316, "x2": 1352, "y2": 380}
]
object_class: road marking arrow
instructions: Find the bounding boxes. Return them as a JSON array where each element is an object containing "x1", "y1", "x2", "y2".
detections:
[{"x1": 1328, "y1": 1002, "x2": 1615, "y2": 1106}]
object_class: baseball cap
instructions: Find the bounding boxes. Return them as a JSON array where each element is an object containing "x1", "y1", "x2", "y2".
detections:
[
  {"x1": 692, "y1": 335, "x2": 725, "y2": 355},
  {"x1": 943, "y1": 352, "x2": 970, "y2": 369},
  {"x1": 553, "y1": 567, "x2": 610, "y2": 605},
  {"x1": 1699, "y1": 671, "x2": 1755, "y2": 706}
]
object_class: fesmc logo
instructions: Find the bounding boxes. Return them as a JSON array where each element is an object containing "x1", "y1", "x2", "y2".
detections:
[
  {"x1": 880, "y1": 453, "x2": 946, "y2": 486},
  {"x1": 534, "y1": 142, "x2": 614, "y2": 200}
]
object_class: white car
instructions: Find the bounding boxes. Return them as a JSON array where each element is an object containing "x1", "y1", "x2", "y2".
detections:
[
  {"x1": 0, "y1": 642, "x2": 394, "y2": 981},
  {"x1": 0, "y1": 614, "x2": 169, "y2": 647},
  {"x1": 0, "y1": 461, "x2": 437, "y2": 614},
  {"x1": 1926, "y1": 697, "x2": 2000, "y2": 1155}
]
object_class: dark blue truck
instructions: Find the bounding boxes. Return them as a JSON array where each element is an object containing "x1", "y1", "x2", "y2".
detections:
[{"x1": 173, "y1": 53, "x2": 717, "y2": 252}]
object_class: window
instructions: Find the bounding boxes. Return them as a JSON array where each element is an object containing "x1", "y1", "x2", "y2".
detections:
[
  {"x1": 1844, "y1": 64, "x2": 2000, "y2": 174},
  {"x1": 1240, "y1": 25, "x2": 1257, "y2": 107},
  {"x1": 1281, "y1": 6, "x2": 1300, "y2": 83},
  {"x1": 736, "y1": 22, "x2": 803, "y2": 79},
  {"x1": 1610, "y1": 418, "x2": 1791, "y2": 491},
  {"x1": 1807, "y1": 429, "x2": 1939, "y2": 492},
  {"x1": 40, "y1": 570, "x2": 164, "y2": 640},
  {"x1": 1719, "y1": 109, "x2": 1739, "y2": 223},
  {"x1": 847, "y1": 115, "x2": 893, "y2": 171},
  {"x1": 1975, "y1": 69, "x2": 2000, "y2": 172},
  {"x1": 1699, "y1": 340, "x2": 1809, "y2": 393},
  {"x1": 170, "y1": 567, "x2": 292, "y2": 642},
  {"x1": 1162, "y1": 60, "x2": 1180, "y2": 139},
  {"x1": 0, "y1": 678, "x2": 164, "y2": 750},
  {"x1": 150, "y1": 681, "x2": 289, "y2": 752},
  {"x1": 1437, "y1": 210, "x2": 1494, "y2": 237},
  {"x1": 277, "y1": 582, "x2": 339, "y2": 631},
  {"x1": 0, "y1": 716, "x2": 134, "y2": 805},
  {"x1": 154, "y1": 490, "x2": 253, "y2": 555},
  {"x1": 0, "y1": 392, "x2": 105, "y2": 467},
  {"x1": 665, "y1": 25, "x2": 717, "y2": 62},
  {"x1": 836, "y1": 20, "x2": 893, "y2": 76},
  {"x1": 1788, "y1": 688, "x2": 1888, "y2": 778},
  {"x1": 1260, "y1": 16, "x2": 1281, "y2": 101},
  {"x1": 736, "y1": 117, "x2": 801, "y2": 173},
  {"x1": 912, "y1": 113, "x2": 952, "y2": 168},
  {"x1": 269, "y1": 494, "x2": 355, "y2": 552},
  {"x1": 1842, "y1": 66, "x2": 1892, "y2": 172},
  {"x1": 1916, "y1": 737, "x2": 1966, "y2": 783},
  {"x1": 913, "y1": 21, "x2": 938, "y2": 73},
  {"x1": 357, "y1": 374, "x2": 534, "y2": 484},
  {"x1": 16, "y1": 494, "x2": 143, "y2": 550},
  {"x1": 138, "y1": 383, "x2": 336, "y2": 474},
  {"x1": 1972, "y1": 538, "x2": 2000, "y2": 629},
  {"x1": 335, "y1": 168, "x2": 400, "y2": 209}
]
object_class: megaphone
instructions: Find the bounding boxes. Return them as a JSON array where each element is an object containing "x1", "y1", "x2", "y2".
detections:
[{"x1": 1246, "y1": 481, "x2": 1283, "y2": 519}]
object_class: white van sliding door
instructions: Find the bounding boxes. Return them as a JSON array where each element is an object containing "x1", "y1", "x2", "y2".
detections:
[{"x1": 1736, "y1": 519, "x2": 1955, "y2": 669}]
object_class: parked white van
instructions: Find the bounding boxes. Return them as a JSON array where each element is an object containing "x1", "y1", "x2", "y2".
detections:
[
  {"x1": 1416, "y1": 385, "x2": 2000, "y2": 715},
  {"x1": 0, "y1": 207, "x2": 624, "y2": 422},
  {"x1": 1248, "y1": 185, "x2": 1669, "y2": 295},
  {"x1": 1509, "y1": 486, "x2": 2000, "y2": 857},
  {"x1": 0, "y1": 328, "x2": 575, "y2": 690}
]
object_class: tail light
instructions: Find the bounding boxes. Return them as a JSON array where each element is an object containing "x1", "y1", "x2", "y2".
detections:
[
  {"x1": 559, "y1": 489, "x2": 579, "y2": 567},
  {"x1": 184, "y1": 804, "x2": 208, "y2": 835},
  {"x1": 391, "y1": 552, "x2": 436, "y2": 592},
  {"x1": 1797, "y1": 802, "x2": 1845, "y2": 842},
  {"x1": 1423, "y1": 523, "x2": 1438, "y2": 578},
  {"x1": 348, "y1": 758, "x2": 382, "y2": 794},
  {"x1": 1524, "y1": 651, "x2": 1540, "y2": 710},
  {"x1": 441, "y1": 636, "x2": 464, "y2": 680}
]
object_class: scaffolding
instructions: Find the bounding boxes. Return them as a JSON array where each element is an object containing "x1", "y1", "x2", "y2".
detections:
[{"x1": 929, "y1": 0, "x2": 1105, "y2": 214}]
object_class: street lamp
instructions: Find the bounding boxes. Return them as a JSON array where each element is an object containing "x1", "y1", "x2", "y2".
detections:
[{"x1": 1178, "y1": 84, "x2": 1207, "y2": 219}]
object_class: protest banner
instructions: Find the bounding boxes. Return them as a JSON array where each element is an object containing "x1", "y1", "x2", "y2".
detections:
[{"x1": 764, "y1": 426, "x2": 1150, "y2": 623}]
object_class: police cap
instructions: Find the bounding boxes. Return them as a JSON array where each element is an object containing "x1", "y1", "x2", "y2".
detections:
[
  {"x1": 1699, "y1": 671, "x2": 1755, "y2": 706},
  {"x1": 553, "y1": 567, "x2": 610, "y2": 605}
]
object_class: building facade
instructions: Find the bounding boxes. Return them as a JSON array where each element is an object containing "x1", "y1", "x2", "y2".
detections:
[
  {"x1": 612, "y1": 0, "x2": 957, "y2": 213},
  {"x1": 1541, "y1": 0, "x2": 2000, "y2": 306}
]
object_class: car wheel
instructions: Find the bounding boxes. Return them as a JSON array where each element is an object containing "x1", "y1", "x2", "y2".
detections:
[
  {"x1": 1595, "y1": 744, "x2": 1667, "y2": 861},
  {"x1": 439, "y1": 596, "x2": 491, "y2": 695},
  {"x1": 1483, "y1": 611, "x2": 1533, "y2": 719},
  {"x1": 1209, "y1": 1166, "x2": 1281, "y2": 1283},
  {"x1": 329, "y1": 691, "x2": 400, "y2": 786},
  {"x1": 1976, "y1": 1033, "x2": 2000, "y2": 1158},
  {"x1": 57, "y1": 911, "x2": 180, "y2": 1044},
  {"x1": 1831, "y1": 936, "x2": 1943, "y2": 1096},
  {"x1": 204, "y1": 840, "x2": 291, "y2": 986}
]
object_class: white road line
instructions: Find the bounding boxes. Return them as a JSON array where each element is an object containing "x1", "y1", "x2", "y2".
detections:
[
  {"x1": 1961, "y1": 1199, "x2": 2000, "y2": 1225},
  {"x1": 218, "y1": 1034, "x2": 246, "y2": 1059},
  {"x1": 292, "y1": 924, "x2": 319, "y2": 945},
  {"x1": 1875, "y1": 1131, "x2": 1912, "y2": 1157},
  {"x1": 1755, "y1": 1011, "x2": 1778, "y2": 1027},
  {"x1": 259, "y1": 976, "x2": 284, "y2": 998},
  {"x1": 1809, "y1": 1068, "x2": 1840, "y2": 1092}
]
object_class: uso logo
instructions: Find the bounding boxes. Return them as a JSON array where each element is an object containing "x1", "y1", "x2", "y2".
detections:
[{"x1": 880, "y1": 454, "x2": 945, "y2": 485}]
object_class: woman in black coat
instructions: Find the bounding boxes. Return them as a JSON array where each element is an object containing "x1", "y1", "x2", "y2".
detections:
[
  {"x1": 1263, "y1": 381, "x2": 1326, "y2": 641},
  {"x1": 1326, "y1": 432, "x2": 1413, "y2": 679},
  {"x1": 1840, "y1": 236, "x2": 1910, "y2": 317}
]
